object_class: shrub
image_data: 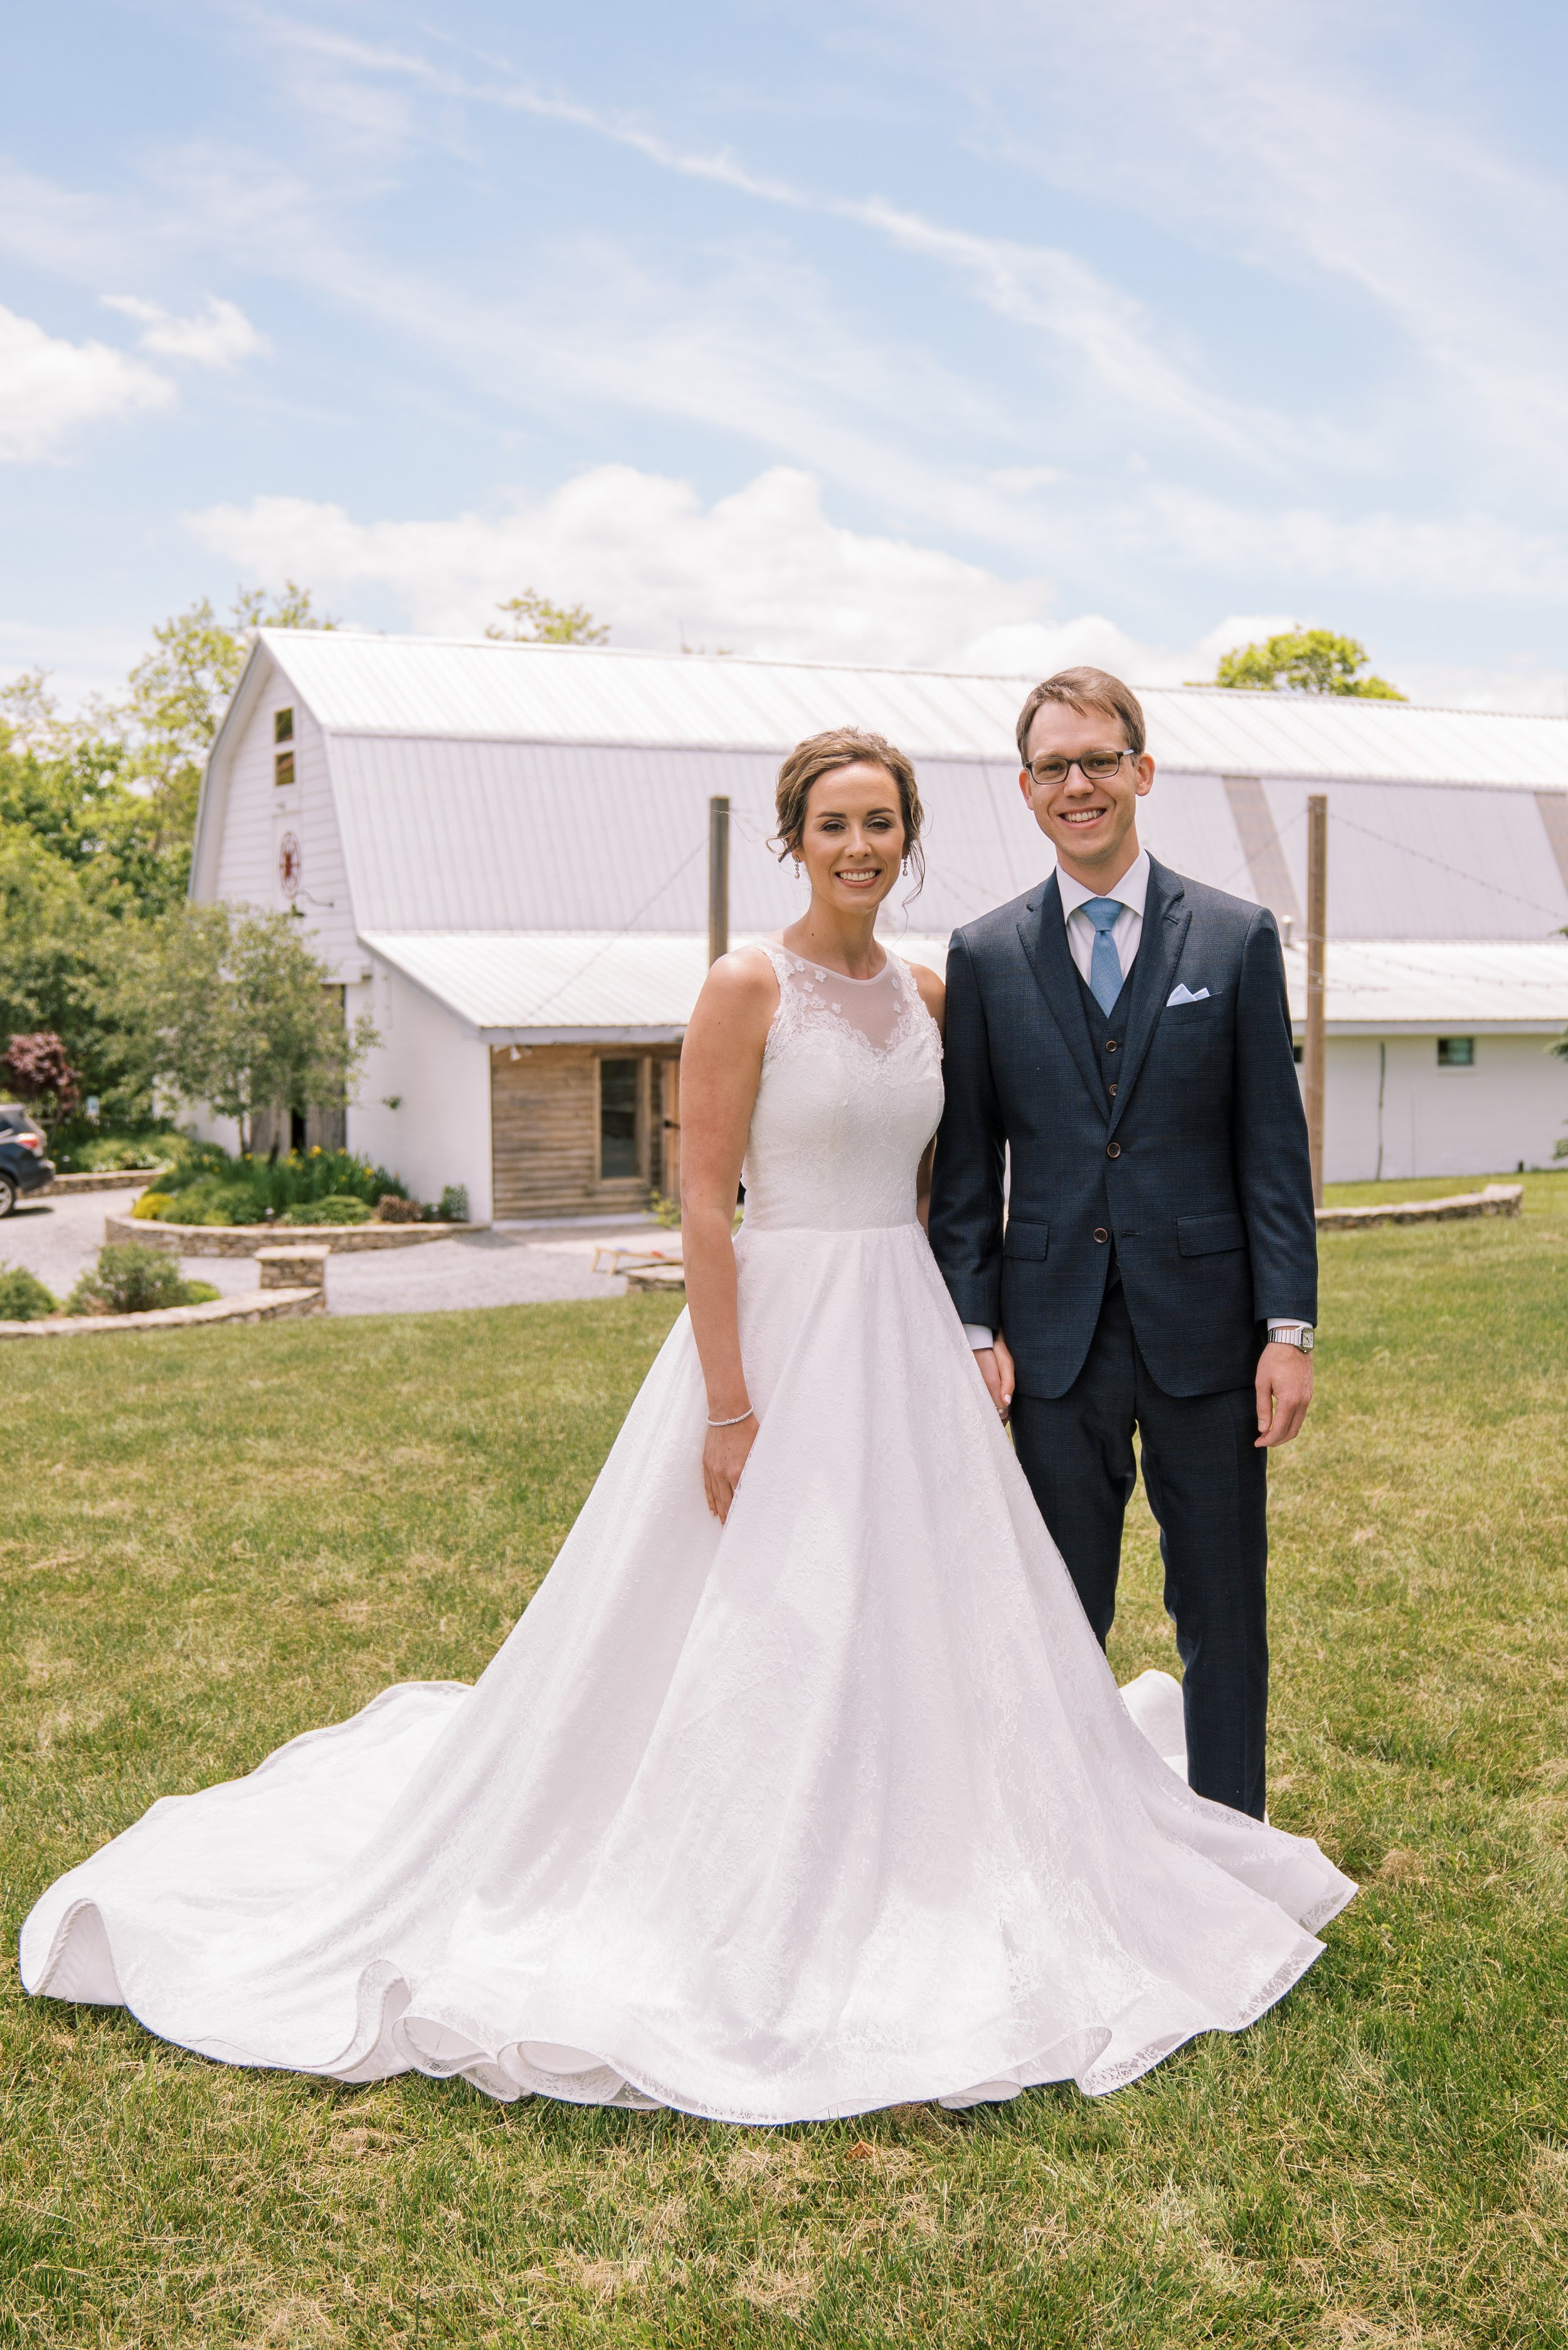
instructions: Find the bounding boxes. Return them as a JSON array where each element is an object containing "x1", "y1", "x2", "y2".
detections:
[
  {"x1": 376, "y1": 1194, "x2": 424, "y2": 1224},
  {"x1": 130, "y1": 1192, "x2": 177, "y2": 1221},
  {"x1": 156, "y1": 1143, "x2": 408, "y2": 1220},
  {"x1": 146, "y1": 1177, "x2": 251, "y2": 1227},
  {"x1": 0, "y1": 1264, "x2": 58, "y2": 1321},
  {"x1": 437, "y1": 1185, "x2": 469, "y2": 1224},
  {"x1": 68, "y1": 1243, "x2": 190, "y2": 1316},
  {"x1": 280, "y1": 1195, "x2": 371, "y2": 1227},
  {"x1": 183, "y1": 1281, "x2": 221, "y2": 1305},
  {"x1": 97, "y1": 1140, "x2": 171, "y2": 1172}
]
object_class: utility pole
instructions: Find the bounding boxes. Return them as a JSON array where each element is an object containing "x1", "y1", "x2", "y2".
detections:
[
  {"x1": 708, "y1": 795, "x2": 729, "y2": 967},
  {"x1": 1305, "y1": 793, "x2": 1328, "y2": 1207}
]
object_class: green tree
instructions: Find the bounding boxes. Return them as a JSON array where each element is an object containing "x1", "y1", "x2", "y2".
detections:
[
  {"x1": 142, "y1": 904, "x2": 378, "y2": 1151},
  {"x1": 113, "y1": 581, "x2": 339, "y2": 865},
  {"x1": 484, "y1": 590, "x2": 608, "y2": 645},
  {"x1": 1, "y1": 583, "x2": 339, "y2": 913},
  {"x1": 1200, "y1": 628, "x2": 1406, "y2": 699},
  {"x1": 0, "y1": 826, "x2": 156, "y2": 1123},
  {"x1": 0, "y1": 731, "x2": 186, "y2": 919}
]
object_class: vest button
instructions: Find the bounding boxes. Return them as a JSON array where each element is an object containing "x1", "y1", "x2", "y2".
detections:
[
  {"x1": 1094, "y1": 1227, "x2": 1109, "y2": 1243},
  {"x1": 1104, "y1": 1038, "x2": 1118, "y2": 1052},
  {"x1": 1106, "y1": 1141, "x2": 1121, "y2": 1159}
]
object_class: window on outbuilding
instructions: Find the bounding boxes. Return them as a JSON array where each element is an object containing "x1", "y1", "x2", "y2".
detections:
[
  {"x1": 274, "y1": 707, "x2": 294, "y2": 744},
  {"x1": 1437, "y1": 1037, "x2": 1475, "y2": 1067},
  {"x1": 599, "y1": 1058, "x2": 640, "y2": 1178}
]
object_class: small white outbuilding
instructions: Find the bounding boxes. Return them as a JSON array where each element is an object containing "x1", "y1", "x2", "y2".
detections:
[{"x1": 191, "y1": 632, "x2": 1568, "y2": 1215}]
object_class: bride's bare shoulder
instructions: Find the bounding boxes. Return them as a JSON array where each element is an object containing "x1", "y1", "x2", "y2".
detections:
[{"x1": 689, "y1": 943, "x2": 780, "y2": 1039}]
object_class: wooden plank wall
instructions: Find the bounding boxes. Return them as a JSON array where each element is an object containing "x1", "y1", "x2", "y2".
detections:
[{"x1": 490, "y1": 1045, "x2": 679, "y2": 1221}]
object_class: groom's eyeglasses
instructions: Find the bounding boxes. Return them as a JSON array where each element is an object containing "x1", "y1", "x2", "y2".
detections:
[{"x1": 1028, "y1": 750, "x2": 1139, "y2": 788}]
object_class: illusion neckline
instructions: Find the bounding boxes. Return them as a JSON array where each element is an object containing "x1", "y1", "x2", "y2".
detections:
[{"x1": 775, "y1": 943, "x2": 897, "y2": 987}]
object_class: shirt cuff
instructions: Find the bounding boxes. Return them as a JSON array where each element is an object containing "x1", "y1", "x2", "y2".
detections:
[
  {"x1": 1266, "y1": 1318, "x2": 1313, "y2": 1333},
  {"x1": 963, "y1": 1324, "x2": 995, "y2": 1350}
]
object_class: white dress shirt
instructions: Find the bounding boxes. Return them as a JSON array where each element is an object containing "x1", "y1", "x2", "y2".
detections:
[
  {"x1": 1057, "y1": 849, "x2": 1148, "y2": 992},
  {"x1": 961, "y1": 849, "x2": 1306, "y2": 1351}
]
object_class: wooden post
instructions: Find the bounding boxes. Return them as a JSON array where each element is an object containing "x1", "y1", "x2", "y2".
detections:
[
  {"x1": 1305, "y1": 793, "x2": 1328, "y2": 1207},
  {"x1": 708, "y1": 795, "x2": 729, "y2": 967}
]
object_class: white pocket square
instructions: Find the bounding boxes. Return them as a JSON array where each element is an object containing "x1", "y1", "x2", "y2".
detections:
[{"x1": 1166, "y1": 983, "x2": 1211, "y2": 1005}]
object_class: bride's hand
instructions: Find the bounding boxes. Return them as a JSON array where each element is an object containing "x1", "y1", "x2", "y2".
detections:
[
  {"x1": 703, "y1": 1414, "x2": 758, "y2": 1522},
  {"x1": 975, "y1": 1334, "x2": 1016, "y2": 1423}
]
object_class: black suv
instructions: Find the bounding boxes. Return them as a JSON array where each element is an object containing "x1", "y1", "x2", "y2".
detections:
[{"x1": 0, "y1": 1105, "x2": 55, "y2": 1216}]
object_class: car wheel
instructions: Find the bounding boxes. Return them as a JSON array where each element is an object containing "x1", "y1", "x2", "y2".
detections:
[{"x1": 0, "y1": 1173, "x2": 15, "y2": 1218}]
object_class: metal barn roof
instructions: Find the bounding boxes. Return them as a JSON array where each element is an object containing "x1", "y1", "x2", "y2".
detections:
[
  {"x1": 260, "y1": 630, "x2": 1568, "y2": 786},
  {"x1": 329, "y1": 736, "x2": 1568, "y2": 945},
  {"x1": 365, "y1": 931, "x2": 1568, "y2": 1043}
]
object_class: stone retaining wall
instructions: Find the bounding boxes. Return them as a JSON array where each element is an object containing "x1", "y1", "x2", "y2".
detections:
[
  {"x1": 1316, "y1": 1182, "x2": 1524, "y2": 1232},
  {"x1": 103, "y1": 1215, "x2": 466, "y2": 1256},
  {"x1": 0, "y1": 1287, "x2": 324, "y2": 1341},
  {"x1": 41, "y1": 1168, "x2": 162, "y2": 1195}
]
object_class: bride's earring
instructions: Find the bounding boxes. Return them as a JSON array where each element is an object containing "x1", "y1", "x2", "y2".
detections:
[{"x1": 793, "y1": 860, "x2": 803, "y2": 881}]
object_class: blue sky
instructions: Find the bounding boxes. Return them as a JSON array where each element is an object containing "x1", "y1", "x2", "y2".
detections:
[{"x1": 4, "y1": 0, "x2": 1567, "y2": 707}]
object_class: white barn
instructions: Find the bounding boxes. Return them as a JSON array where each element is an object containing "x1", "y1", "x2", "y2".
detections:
[{"x1": 191, "y1": 632, "x2": 1568, "y2": 1218}]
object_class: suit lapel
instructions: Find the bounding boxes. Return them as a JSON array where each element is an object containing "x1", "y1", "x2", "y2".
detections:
[
  {"x1": 1016, "y1": 873, "x2": 1106, "y2": 1119},
  {"x1": 1108, "y1": 857, "x2": 1191, "y2": 1136}
]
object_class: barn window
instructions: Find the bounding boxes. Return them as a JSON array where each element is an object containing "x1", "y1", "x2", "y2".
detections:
[
  {"x1": 274, "y1": 707, "x2": 294, "y2": 744},
  {"x1": 1436, "y1": 1037, "x2": 1475, "y2": 1067},
  {"x1": 599, "y1": 1059, "x2": 640, "y2": 1178}
]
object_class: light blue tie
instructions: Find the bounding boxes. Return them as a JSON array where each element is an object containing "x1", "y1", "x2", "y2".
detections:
[{"x1": 1081, "y1": 897, "x2": 1125, "y2": 1014}]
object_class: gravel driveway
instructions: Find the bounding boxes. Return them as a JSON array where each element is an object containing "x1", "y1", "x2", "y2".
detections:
[{"x1": 0, "y1": 1188, "x2": 679, "y2": 1316}]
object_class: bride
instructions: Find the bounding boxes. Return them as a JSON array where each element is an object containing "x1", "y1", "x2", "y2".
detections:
[{"x1": 21, "y1": 728, "x2": 1353, "y2": 2122}]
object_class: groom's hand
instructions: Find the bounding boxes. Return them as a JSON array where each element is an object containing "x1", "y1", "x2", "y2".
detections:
[
  {"x1": 975, "y1": 1335, "x2": 1015, "y2": 1422},
  {"x1": 1255, "y1": 1343, "x2": 1313, "y2": 1448}
]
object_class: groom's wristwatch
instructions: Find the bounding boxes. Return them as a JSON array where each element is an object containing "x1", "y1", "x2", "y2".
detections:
[{"x1": 1268, "y1": 1324, "x2": 1315, "y2": 1352}]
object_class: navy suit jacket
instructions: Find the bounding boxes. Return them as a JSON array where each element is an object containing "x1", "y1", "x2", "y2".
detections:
[{"x1": 928, "y1": 857, "x2": 1317, "y2": 1400}]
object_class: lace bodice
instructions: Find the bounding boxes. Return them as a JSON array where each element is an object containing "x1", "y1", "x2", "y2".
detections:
[{"x1": 740, "y1": 943, "x2": 945, "y2": 1231}]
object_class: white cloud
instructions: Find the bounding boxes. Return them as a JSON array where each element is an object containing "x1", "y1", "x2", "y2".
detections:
[
  {"x1": 191, "y1": 464, "x2": 1048, "y2": 667},
  {"x1": 100, "y1": 293, "x2": 267, "y2": 368},
  {"x1": 188, "y1": 464, "x2": 1305, "y2": 687},
  {"x1": 0, "y1": 304, "x2": 172, "y2": 461}
]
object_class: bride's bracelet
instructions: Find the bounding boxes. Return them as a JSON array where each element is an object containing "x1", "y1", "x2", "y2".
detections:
[{"x1": 707, "y1": 1406, "x2": 756, "y2": 1427}]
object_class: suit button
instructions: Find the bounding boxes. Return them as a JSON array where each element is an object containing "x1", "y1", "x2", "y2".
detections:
[
  {"x1": 1106, "y1": 1141, "x2": 1121, "y2": 1159},
  {"x1": 1107, "y1": 1082, "x2": 1118, "y2": 1098},
  {"x1": 1104, "y1": 1039, "x2": 1118, "y2": 1052},
  {"x1": 1094, "y1": 1227, "x2": 1109, "y2": 1243}
]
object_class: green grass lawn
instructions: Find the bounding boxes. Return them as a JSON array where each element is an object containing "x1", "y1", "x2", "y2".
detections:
[{"x1": 4, "y1": 1180, "x2": 1567, "y2": 2347}]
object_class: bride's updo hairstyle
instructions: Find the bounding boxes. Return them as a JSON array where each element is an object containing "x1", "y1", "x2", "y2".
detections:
[{"x1": 771, "y1": 728, "x2": 926, "y2": 896}]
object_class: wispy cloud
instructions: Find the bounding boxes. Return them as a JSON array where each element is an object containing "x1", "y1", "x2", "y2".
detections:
[
  {"x1": 100, "y1": 293, "x2": 268, "y2": 369},
  {"x1": 250, "y1": 11, "x2": 1305, "y2": 474},
  {"x1": 900, "y1": 0, "x2": 1568, "y2": 484}
]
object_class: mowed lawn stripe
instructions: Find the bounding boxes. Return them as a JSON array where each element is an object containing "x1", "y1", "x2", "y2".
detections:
[{"x1": 3, "y1": 1185, "x2": 1566, "y2": 2347}]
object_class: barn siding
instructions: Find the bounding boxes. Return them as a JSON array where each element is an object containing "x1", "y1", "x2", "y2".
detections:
[
  {"x1": 209, "y1": 675, "x2": 359, "y2": 981},
  {"x1": 490, "y1": 1047, "x2": 678, "y2": 1220}
]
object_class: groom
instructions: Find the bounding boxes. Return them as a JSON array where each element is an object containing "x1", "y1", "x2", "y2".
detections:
[{"x1": 928, "y1": 667, "x2": 1316, "y2": 1819}]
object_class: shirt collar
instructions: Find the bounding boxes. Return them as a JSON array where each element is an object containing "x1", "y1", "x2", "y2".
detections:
[{"x1": 1056, "y1": 846, "x2": 1150, "y2": 921}]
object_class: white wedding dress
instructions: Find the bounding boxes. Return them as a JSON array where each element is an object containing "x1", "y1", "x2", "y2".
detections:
[{"x1": 21, "y1": 945, "x2": 1353, "y2": 2122}]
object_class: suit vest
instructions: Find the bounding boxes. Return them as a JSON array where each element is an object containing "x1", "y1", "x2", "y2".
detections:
[{"x1": 1074, "y1": 963, "x2": 1131, "y2": 1288}]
